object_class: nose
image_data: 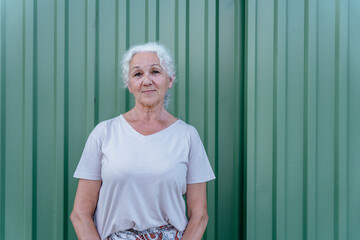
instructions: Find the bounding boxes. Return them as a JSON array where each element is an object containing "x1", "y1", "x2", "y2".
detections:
[{"x1": 143, "y1": 73, "x2": 153, "y2": 86}]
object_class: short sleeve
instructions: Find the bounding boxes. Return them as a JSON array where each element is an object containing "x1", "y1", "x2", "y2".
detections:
[
  {"x1": 186, "y1": 126, "x2": 216, "y2": 184},
  {"x1": 73, "y1": 124, "x2": 105, "y2": 180}
]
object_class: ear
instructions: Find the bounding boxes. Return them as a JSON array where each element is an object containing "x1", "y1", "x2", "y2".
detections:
[{"x1": 168, "y1": 75, "x2": 175, "y2": 89}]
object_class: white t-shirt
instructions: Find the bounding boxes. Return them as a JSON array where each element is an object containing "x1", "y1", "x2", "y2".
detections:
[{"x1": 74, "y1": 115, "x2": 215, "y2": 240}]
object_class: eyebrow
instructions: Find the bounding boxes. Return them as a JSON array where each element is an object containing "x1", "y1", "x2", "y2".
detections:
[
  {"x1": 131, "y1": 64, "x2": 162, "y2": 70},
  {"x1": 131, "y1": 66, "x2": 140, "y2": 70},
  {"x1": 151, "y1": 64, "x2": 162, "y2": 67}
]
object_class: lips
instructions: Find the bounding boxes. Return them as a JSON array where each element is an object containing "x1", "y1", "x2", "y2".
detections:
[{"x1": 142, "y1": 90, "x2": 156, "y2": 94}]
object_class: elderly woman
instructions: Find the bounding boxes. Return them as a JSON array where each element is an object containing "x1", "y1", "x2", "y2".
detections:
[{"x1": 70, "y1": 42, "x2": 215, "y2": 240}]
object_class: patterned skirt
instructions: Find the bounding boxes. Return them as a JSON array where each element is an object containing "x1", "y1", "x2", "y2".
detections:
[{"x1": 106, "y1": 224, "x2": 183, "y2": 240}]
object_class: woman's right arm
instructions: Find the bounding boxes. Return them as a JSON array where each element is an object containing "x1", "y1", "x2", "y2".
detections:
[{"x1": 70, "y1": 179, "x2": 102, "y2": 240}]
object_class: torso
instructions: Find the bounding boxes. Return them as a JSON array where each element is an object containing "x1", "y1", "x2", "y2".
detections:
[{"x1": 74, "y1": 114, "x2": 215, "y2": 239}]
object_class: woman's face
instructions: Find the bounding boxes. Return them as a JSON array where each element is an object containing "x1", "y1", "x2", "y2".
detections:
[{"x1": 128, "y1": 52, "x2": 173, "y2": 108}]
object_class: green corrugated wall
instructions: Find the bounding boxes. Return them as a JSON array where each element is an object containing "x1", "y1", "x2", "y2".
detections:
[
  {"x1": 0, "y1": 0, "x2": 243, "y2": 239},
  {"x1": 1, "y1": 0, "x2": 359, "y2": 240},
  {"x1": 246, "y1": 0, "x2": 360, "y2": 239}
]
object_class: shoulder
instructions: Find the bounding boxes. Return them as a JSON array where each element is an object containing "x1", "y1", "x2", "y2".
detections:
[
  {"x1": 89, "y1": 115, "x2": 121, "y2": 140},
  {"x1": 173, "y1": 120, "x2": 201, "y2": 141}
]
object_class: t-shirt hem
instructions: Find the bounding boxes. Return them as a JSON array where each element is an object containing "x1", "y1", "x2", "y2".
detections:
[
  {"x1": 186, "y1": 176, "x2": 216, "y2": 184},
  {"x1": 73, "y1": 173, "x2": 101, "y2": 180}
]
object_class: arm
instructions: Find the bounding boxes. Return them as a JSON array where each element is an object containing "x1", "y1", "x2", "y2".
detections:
[
  {"x1": 70, "y1": 179, "x2": 102, "y2": 240},
  {"x1": 182, "y1": 182, "x2": 209, "y2": 240}
]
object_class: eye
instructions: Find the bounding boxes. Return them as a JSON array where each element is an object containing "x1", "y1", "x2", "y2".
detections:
[
  {"x1": 134, "y1": 72, "x2": 142, "y2": 77},
  {"x1": 151, "y1": 69, "x2": 160, "y2": 74}
]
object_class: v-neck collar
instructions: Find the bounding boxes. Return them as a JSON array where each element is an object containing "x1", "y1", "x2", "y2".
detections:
[{"x1": 119, "y1": 114, "x2": 180, "y2": 139}]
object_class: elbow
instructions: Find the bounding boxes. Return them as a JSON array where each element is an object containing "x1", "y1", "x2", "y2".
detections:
[
  {"x1": 189, "y1": 211, "x2": 209, "y2": 227},
  {"x1": 201, "y1": 212, "x2": 209, "y2": 226},
  {"x1": 70, "y1": 208, "x2": 95, "y2": 224},
  {"x1": 70, "y1": 210, "x2": 79, "y2": 224},
  {"x1": 70, "y1": 209, "x2": 88, "y2": 225}
]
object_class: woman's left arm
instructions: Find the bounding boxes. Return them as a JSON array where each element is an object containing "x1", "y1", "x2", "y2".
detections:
[{"x1": 182, "y1": 182, "x2": 209, "y2": 240}]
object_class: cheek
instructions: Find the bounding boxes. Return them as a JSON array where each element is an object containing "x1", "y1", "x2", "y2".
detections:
[
  {"x1": 128, "y1": 78, "x2": 141, "y2": 91},
  {"x1": 128, "y1": 81, "x2": 138, "y2": 94}
]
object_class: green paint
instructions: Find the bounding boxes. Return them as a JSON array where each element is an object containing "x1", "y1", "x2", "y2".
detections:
[
  {"x1": 115, "y1": 0, "x2": 120, "y2": 115},
  {"x1": 156, "y1": 0, "x2": 159, "y2": 41},
  {"x1": 1, "y1": 1, "x2": 359, "y2": 240},
  {"x1": 145, "y1": 0, "x2": 148, "y2": 42},
  {"x1": 94, "y1": 0, "x2": 99, "y2": 124},
  {"x1": 303, "y1": 0, "x2": 309, "y2": 239},
  {"x1": 21, "y1": 0, "x2": 27, "y2": 237},
  {"x1": 185, "y1": 0, "x2": 189, "y2": 123},
  {"x1": 63, "y1": 0, "x2": 69, "y2": 238},
  {"x1": 272, "y1": 0, "x2": 278, "y2": 239},
  {"x1": 125, "y1": 0, "x2": 130, "y2": 112},
  {"x1": 32, "y1": 0, "x2": 38, "y2": 239},
  {"x1": 334, "y1": 0, "x2": 341, "y2": 239},
  {"x1": 214, "y1": 0, "x2": 219, "y2": 239},
  {"x1": 53, "y1": 0, "x2": 58, "y2": 239},
  {"x1": 0, "y1": 0, "x2": 6, "y2": 238},
  {"x1": 174, "y1": 0, "x2": 179, "y2": 116}
]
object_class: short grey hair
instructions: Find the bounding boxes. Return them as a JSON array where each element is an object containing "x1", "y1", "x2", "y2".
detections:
[{"x1": 121, "y1": 42, "x2": 176, "y2": 107}]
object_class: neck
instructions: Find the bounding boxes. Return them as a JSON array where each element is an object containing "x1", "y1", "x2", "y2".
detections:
[{"x1": 129, "y1": 102, "x2": 168, "y2": 122}]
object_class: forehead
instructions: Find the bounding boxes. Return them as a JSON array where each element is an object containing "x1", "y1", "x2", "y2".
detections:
[{"x1": 130, "y1": 51, "x2": 160, "y2": 67}]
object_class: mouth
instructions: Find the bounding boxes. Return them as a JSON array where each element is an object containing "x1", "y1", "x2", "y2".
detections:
[{"x1": 142, "y1": 90, "x2": 156, "y2": 94}]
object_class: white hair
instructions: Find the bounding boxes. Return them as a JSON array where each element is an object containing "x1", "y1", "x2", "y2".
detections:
[{"x1": 121, "y1": 42, "x2": 176, "y2": 107}]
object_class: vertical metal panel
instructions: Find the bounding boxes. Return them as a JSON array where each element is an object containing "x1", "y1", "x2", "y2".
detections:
[
  {"x1": 4, "y1": 0, "x2": 26, "y2": 238},
  {"x1": 218, "y1": 1, "x2": 243, "y2": 240},
  {"x1": 246, "y1": 0, "x2": 360, "y2": 240},
  {"x1": 0, "y1": 1, "x2": 5, "y2": 239},
  {"x1": 348, "y1": 1, "x2": 360, "y2": 239},
  {"x1": 0, "y1": 0, "x2": 243, "y2": 239}
]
